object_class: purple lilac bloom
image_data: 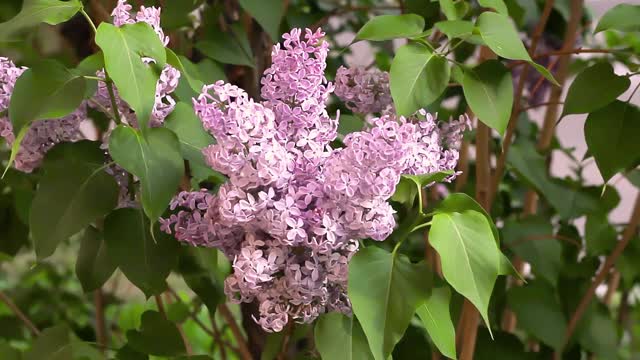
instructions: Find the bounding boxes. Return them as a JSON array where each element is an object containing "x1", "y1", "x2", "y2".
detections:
[
  {"x1": 0, "y1": 57, "x2": 86, "y2": 173},
  {"x1": 334, "y1": 66, "x2": 392, "y2": 114},
  {"x1": 161, "y1": 28, "x2": 469, "y2": 332}
]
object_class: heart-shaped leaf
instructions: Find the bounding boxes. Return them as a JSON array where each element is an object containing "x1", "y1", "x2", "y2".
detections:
[
  {"x1": 108, "y1": 126, "x2": 184, "y2": 221},
  {"x1": 0, "y1": 0, "x2": 82, "y2": 41},
  {"x1": 416, "y1": 287, "x2": 456, "y2": 359},
  {"x1": 563, "y1": 63, "x2": 630, "y2": 116},
  {"x1": 355, "y1": 14, "x2": 425, "y2": 42},
  {"x1": 75, "y1": 226, "x2": 117, "y2": 293},
  {"x1": 126, "y1": 311, "x2": 186, "y2": 356},
  {"x1": 315, "y1": 312, "x2": 374, "y2": 360}
]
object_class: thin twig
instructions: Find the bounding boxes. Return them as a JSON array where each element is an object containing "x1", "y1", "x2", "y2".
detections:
[
  {"x1": 211, "y1": 313, "x2": 229, "y2": 360},
  {"x1": 219, "y1": 304, "x2": 253, "y2": 360},
  {"x1": 277, "y1": 322, "x2": 295, "y2": 360},
  {"x1": 519, "y1": 101, "x2": 565, "y2": 113},
  {"x1": 0, "y1": 290, "x2": 40, "y2": 336},
  {"x1": 105, "y1": 80, "x2": 122, "y2": 124},
  {"x1": 556, "y1": 192, "x2": 640, "y2": 358}
]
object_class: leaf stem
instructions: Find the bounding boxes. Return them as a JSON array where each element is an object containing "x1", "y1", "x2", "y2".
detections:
[
  {"x1": 0, "y1": 290, "x2": 40, "y2": 336},
  {"x1": 105, "y1": 80, "x2": 122, "y2": 124},
  {"x1": 80, "y1": 9, "x2": 98, "y2": 35},
  {"x1": 83, "y1": 75, "x2": 108, "y2": 82}
]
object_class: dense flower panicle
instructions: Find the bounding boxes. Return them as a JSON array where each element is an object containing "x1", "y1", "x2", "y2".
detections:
[
  {"x1": 0, "y1": 57, "x2": 86, "y2": 173},
  {"x1": 334, "y1": 66, "x2": 392, "y2": 114},
  {"x1": 162, "y1": 28, "x2": 467, "y2": 332}
]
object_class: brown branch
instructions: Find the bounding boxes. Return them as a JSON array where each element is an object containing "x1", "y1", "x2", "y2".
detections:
[
  {"x1": 94, "y1": 289, "x2": 107, "y2": 353},
  {"x1": 219, "y1": 303, "x2": 253, "y2": 360},
  {"x1": 519, "y1": 101, "x2": 564, "y2": 113},
  {"x1": 211, "y1": 314, "x2": 229, "y2": 360},
  {"x1": 488, "y1": 0, "x2": 556, "y2": 206},
  {"x1": 0, "y1": 290, "x2": 40, "y2": 336},
  {"x1": 277, "y1": 322, "x2": 294, "y2": 360},
  {"x1": 556, "y1": 192, "x2": 640, "y2": 358}
]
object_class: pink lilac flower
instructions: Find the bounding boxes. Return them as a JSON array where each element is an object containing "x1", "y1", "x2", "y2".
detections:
[
  {"x1": 334, "y1": 66, "x2": 392, "y2": 114},
  {"x1": 0, "y1": 57, "x2": 86, "y2": 173},
  {"x1": 161, "y1": 28, "x2": 469, "y2": 332}
]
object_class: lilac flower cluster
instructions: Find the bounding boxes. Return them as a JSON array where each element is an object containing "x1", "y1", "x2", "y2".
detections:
[
  {"x1": 160, "y1": 29, "x2": 469, "y2": 332},
  {"x1": 0, "y1": 58, "x2": 86, "y2": 173},
  {"x1": 334, "y1": 66, "x2": 392, "y2": 114}
]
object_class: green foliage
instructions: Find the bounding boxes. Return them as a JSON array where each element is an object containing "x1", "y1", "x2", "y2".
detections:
[
  {"x1": 30, "y1": 141, "x2": 119, "y2": 258},
  {"x1": 108, "y1": 126, "x2": 184, "y2": 222},
  {"x1": 126, "y1": 311, "x2": 186, "y2": 356},
  {"x1": 239, "y1": 0, "x2": 284, "y2": 41},
  {"x1": 584, "y1": 100, "x2": 640, "y2": 181},
  {"x1": 315, "y1": 313, "x2": 374, "y2": 360},
  {"x1": 75, "y1": 226, "x2": 117, "y2": 293},
  {"x1": 95, "y1": 22, "x2": 166, "y2": 129},
  {"x1": 355, "y1": 14, "x2": 425, "y2": 42},
  {"x1": 416, "y1": 286, "x2": 456, "y2": 359},
  {"x1": 0, "y1": 0, "x2": 82, "y2": 41},
  {"x1": 196, "y1": 24, "x2": 255, "y2": 68},
  {"x1": 562, "y1": 62, "x2": 630, "y2": 116},
  {"x1": 348, "y1": 246, "x2": 431, "y2": 360},
  {"x1": 429, "y1": 209, "x2": 501, "y2": 332},
  {"x1": 507, "y1": 281, "x2": 567, "y2": 350},
  {"x1": 104, "y1": 208, "x2": 180, "y2": 297},
  {"x1": 390, "y1": 43, "x2": 449, "y2": 116},
  {"x1": 595, "y1": 3, "x2": 640, "y2": 33},
  {"x1": 461, "y1": 60, "x2": 513, "y2": 135}
]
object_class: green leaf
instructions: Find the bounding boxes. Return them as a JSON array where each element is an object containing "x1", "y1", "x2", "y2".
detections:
[
  {"x1": 126, "y1": 311, "x2": 186, "y2": 356},
  {"x1": 478, "y1": 0, "x2": 508, "y2": 14},
  {"x1": 75, "y1": 52, "x2": 105, "y2": 99},
  {"x1": 348, "y1": 246, "x2": 431, "y2": 360},
  {"x1": 391, "y1": 171, "x2": 454, "y2": 207},
  {"x1": 108, "y1": 126, "x2": 184, "y2": 222},
  {"x1": 435, "y1": 20, "x2": 474, "y2": 39},
  {"x1": 30, "y1": 141, "x2": 119, "y2": 259},
  {"x1": 530, "y1": 62, "x2": 559, "y2": 86},
  {"x1": 506, "y1": 281, "x2": 566, "y2": 350},
  {"x1": 416, "y1": 287, "x2": 456, "y2": 359},
  {"x1": 75, "y1": 226, "x2": 117, "y2": 293},
  {"x1": 439, "y1": 0, "x2": 469, "y2": 20},
  {"x1": 507, "y1": 141, "x2": 597, "y2": 218},
  {"x1": 9, "y1": 59, "x2": 86, "y2": 134},
  {"x1": 24, "y1": 325, "x2": 71, "y2": 360},
  {"x1": 95, "y1": 22, "x2": 166, "y2": 129},
  {"x1": 429, "y1": 210, "x2": 500, "y2": 331},
  {"x1": 315, "y1": 313, "x2": 374, "y2": 360},
  {"x1": 462, "y1": 60, "x2": 513, "y2": 135},
  {"x1": 355, "y1": 14, "x2": 425, "y2": 41},
  {"x1": 502, "y1": 217, "x2": 562, "y2": 287},
  {"x1": 584, "y1": 100, "x2": 640, "y2": 181},
  {"x1": 390, "y1": 43, "x2": 450, "y2": 116},
  {"x1": 104, "y1": 208, "x2": 180, "y2": 297},
  {"x1": 585, "y1": 213, "x2": 617, "y2": 256},
  {"x1": 562, "y1": 63, "x2": 630, "y2": 116},
  {"x1": 577, "y1": 305, "x2": 617, "y2": 357},
  {"x1": 476, "y1": 12, "x2": 530, "y2": 60},
  {"x1": 166, "y1": 301, "x2": 190, "y2": 323},
  {"x1": 239, "y1": 0, "x2": 284, "y2": 41},
  {"x1": 164, "y1": 102, "x2": 215, "y2": 170},
  {"x1": 337, "y1": 114, "x2": 365, "y2": 137},
  {"x1": 595, "y1": 4, "x2": 640, "y2": 33},
  {"x1": 0, "y1": 340, "x2": 21, "y2": 360},
  {"x1": 0, "y1": 0, "x2": 82, "y2": 41},
  {"x1": 166, "y1": 49, "x2": 204, "y2": 94},
  {"x1": 436, "y1": 193, "x2": 499, "y2": 243},
  {"x1": 196, "y1": 24, "x2": 255, "y2": 68}
]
